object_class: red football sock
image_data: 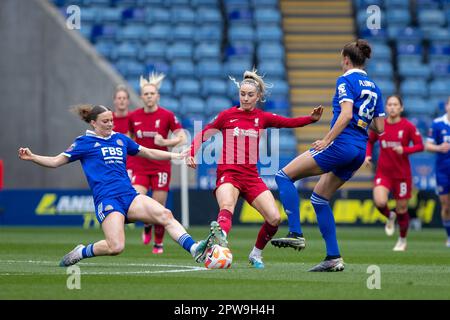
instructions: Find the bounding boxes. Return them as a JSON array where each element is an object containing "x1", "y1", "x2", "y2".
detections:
[
  {"x1": 255, "y1": 221, "x2": 279, "y2": 250},
  {"x1": 397, "y1": 211, "x2": 410, "y2": 238},
  {"x1": 217, "y1": 209, "x2": 233, "y2": 235},
  {"x1": 154, "y1": 224, "x2": 165, "y2": 245},
  {"x1": 376, "y1": 205, "x2": 391, "y2": 218}
]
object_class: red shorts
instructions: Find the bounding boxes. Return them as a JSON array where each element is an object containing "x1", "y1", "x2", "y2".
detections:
[
  {"x1": 215, "y1": 171, "x2": 269, "y2": 204},
  {"x1": 128, "y1": 169, "x2": 171, "y2": 192},
  {"x1": 374, "y1": 174, "x2": 412, "y2": 200}
]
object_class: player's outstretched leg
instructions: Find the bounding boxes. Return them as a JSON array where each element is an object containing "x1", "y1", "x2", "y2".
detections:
[
  {"x1": 59, "y1": 244, "x2": 86, "y2": 267},
  {"x1": 187, "y1": 224, "x2": 217, "y2": 263},
  {"x1": 271, "y1": 170, "x2": 306, "y2": 251},
  {"x1": 210, "y1": 221, "x2": 228, "y2": 247},
  {"x1": 308, "y1": 257, "x2": 345, "y2": 272}
]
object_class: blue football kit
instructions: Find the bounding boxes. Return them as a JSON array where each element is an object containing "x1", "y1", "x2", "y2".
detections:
[
  {"x1": 63, "y1": 130, "x2": 141, "y2": 223},
  {"x1": 427, "y1": 115, "x2": 450, "y2": 195}
]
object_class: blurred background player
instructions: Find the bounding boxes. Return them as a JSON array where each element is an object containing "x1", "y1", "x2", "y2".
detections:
[
  {"x1": 112, "y1": 85, "x2": 131, "y2": 134},
  {"x1": 18, "y1": 104, "x2": 213, "y2": 266},
  {"x1": 271, "y1": 40, "x2": 385, "y2": 271},
  {"x1": 187, "y1": 69, "x2": 323, "y2": 268},
  {"x1": 365, "y1": 95, "x2": 424, "y2": 251},
  {"x1": 426, "y1": 96, "x2": 450, "y2": 247},
  {"x1": 128, "y1": 73, "x2": 187, "y2": 254}
]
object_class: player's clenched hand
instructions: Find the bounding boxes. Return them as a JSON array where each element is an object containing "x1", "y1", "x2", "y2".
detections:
[
  {"x1": 364, "y1": 156, "x2": 372, "y2": 168},
  {"x1": 312, "y1": 139, "x2": 329, "y2": 151},
  {"x1": 185, "y1": 156, "x2": 197, "y2": 169},
  {"x1": 393, "y1": 146, "x2": 404, "y2": 155},
  {"x1": 18, "y1": 147, "x2": 34, "y2": 161},
  {"x1": 440, "y1": 142, "x2": 450, "y2": 153},
  {"x1": 154, "y1": 134, "x2": 165, "y2": 146},
  {"x1": 310, "y1": 105, "x2": 323, "y2": 122}
]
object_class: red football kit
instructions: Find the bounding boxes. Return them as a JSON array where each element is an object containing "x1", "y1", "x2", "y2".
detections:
[
  {"x1": 366, "y1": 118, "x2": 423, "y2": 199},
  {"x1": 128, "y1": 106, "x2": 182, "y2": 191},
  {"x1": 112, "y1": 113, "x2": 129, "y2": 134},
  {"x1": 191, "y1": 106, "x2": 314, "y2": 203}
]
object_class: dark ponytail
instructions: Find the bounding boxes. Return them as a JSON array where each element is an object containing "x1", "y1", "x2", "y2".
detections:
[
  {"x1": 71, "y1": 104, "x2": 111, "y2": 123},
  {"x1": 342, "y1": 39, "x2": 372, "y2": 67}
]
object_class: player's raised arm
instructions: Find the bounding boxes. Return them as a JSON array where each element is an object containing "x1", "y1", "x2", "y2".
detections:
[
  {"x1": 18, "y1": 147, "x2": 69, "y2": 168},
  {"x1": 264, "y1": 106, "x2": 323, "y2": 128},
  {"x1": 137, "y1": 146, "x2": 185, "y2": 161}
]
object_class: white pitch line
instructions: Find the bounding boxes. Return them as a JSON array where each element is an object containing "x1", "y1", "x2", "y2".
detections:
[{"x1": 0, "y1": 259, "x2": 208, "y2": 275}]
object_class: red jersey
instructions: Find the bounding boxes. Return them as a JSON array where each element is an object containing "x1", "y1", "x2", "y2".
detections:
[
  {"x1": 112, "y1": 113, "x2": 129, "y2": 134},
  {"x1": 128, "y1": 106, "x2": 182, "y2": 174},
  {"x1": 191, "y1": 106, "x2": 314, "y2": 177},
  {"x1": 366, "y1": 118, "x2": 423, "y2": 178}
]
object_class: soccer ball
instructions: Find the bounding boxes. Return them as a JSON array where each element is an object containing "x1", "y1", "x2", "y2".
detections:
[{"x1": 204, "y1": 244, "x2": 232, "y2": 269}]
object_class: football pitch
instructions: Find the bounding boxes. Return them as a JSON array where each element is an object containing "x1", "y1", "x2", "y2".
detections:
[{"x1": 1, "y1": 226, "x2": 449, "y2": 300}]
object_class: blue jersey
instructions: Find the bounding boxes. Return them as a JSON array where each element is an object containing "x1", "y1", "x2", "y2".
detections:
[
  {"x1": 63, "y1": 130, "x2": 141, "y2": 204},
  {"x1": 427, "y1": 114, "x2": 450, "y2": 170},
  {"x1": 331, "y1": 69, "x2": 385, "y2": 149}
]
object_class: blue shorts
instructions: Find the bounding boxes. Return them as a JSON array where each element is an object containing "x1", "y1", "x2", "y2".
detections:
[
  {"x1": 436, "y1": 170, "x2": 450, "y2": 195},
  {"x1": 95, "y1": 192, "x2": 139, "y2": 224},
  {"x1": 310, "y1": 141, "x2": 366, "y2": 181}
]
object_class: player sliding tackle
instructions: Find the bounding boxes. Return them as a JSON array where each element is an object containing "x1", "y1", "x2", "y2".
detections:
[
  {"x1": 186, "y1": 68, "x2": 323, "y2": 269},
  {"x1": 18, "y1": 104, "x2": 215, "y2": 266}
]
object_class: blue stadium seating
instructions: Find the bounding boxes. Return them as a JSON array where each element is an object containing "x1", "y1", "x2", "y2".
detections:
[
  {"x1": 196, "y1": 60, "x2": 223, "y2": 78},
  {"x1": 256, "y1": 24, "x2": 283, "y2": 42},
  {"x1": 254, "y1": 8, "x2": 281, "y2": 24},
  {"x1": 202, "y1": 79, "x2": 227, "y2": 97},
  {"x1": 194, "y1": 42, "x2": 221, "y2": 61},
  {"x1": 166, "y1": 42, "x2": 193, "y2": 60},
  {"x1": 175, "y1": 79, "x2": 201, "y2": 96},
  {"x1": 429, "y1": 79, "x2": 450, "y2": 96},
  {"x1": 170, "y1": 60, "x2": 195, "y2": 77},
  {"x1": 257, "y1": 42, "x2": 285, "y2": 61},
  {"x1": 206, "y1": 96, "x2": 233, "y2": 115},
  {"x1": 181, "y1": 96, "x2": 206, "y2": 113},
  {"x1": 400, "y1": 79, "x2": 429, "y2": 97},
  {"x1": 159, "y1": 96, "x2": 180, "y2": 113},
  {"x1": 398, "y1": 61, "x2": 431, "y2": 79},
  {"x1": 139, "y1": 41, "x2": 167, "y2": 61},
  {"x1": 145, "y1": 8, "x2": 170, "y2": 23}
]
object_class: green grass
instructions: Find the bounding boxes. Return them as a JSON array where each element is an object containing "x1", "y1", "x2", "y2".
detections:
[{"x1": 0, "y1": 226, "x2": 449, "y2": 300}]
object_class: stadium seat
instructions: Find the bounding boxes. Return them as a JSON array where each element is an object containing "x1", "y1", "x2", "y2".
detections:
[
  {"x1": 373, "y1": 79, "x2": 396, "y2": 97},
  {"x1": 429, "y1": 79, "x2": 450, "y2": 96},
  {"x1": 196, "y1": 60, "x2": 223, "y2": 78},
  {"x1": 201, "y1": 79, "x2": 227, "y2": 97},
  {"x1": 159, "y1": 96, "x2": 181, "y2": 113},
  {"x1": 228, "y1": 7, "x2": 253, "y2": 25},
  {"x1": 99, "y1": 7, "x2": 123, "y2": 23},
  {"x1": 166, "y1": 42, "x2": 193, "y2": 60},
  {"x1": 145, "y1": 8, "x2": 170, "y2": 24},
  {"x1": 139, "y1": 41, "x2": 167, "y2": 61},
  {"x1": 116, "y1": 25, "x2": 147, "y2": 42},
  {"x1": 172, "y1": 24, "x2": 195, "y2": 41},
  {"x1": 196, "y1": 7, "x2": 222, "y2": 24},
  {"x1": 225, "y1": 60, "x2": 253, "y2": 78},
  {"x1": 254, "y1": 8, "x2": 281, "y2": 24},
  {"x1": 398, "y1": 62, "x2": 431, "y2": 79},
  {"x1": 170, "y1": 60, "x2": 195, "y2": 77},
  {"x1": 147, "y1": 24, "x2": 171, "y2": 40},
  {"x1": 370, "y1": 43, "x2": 392, "y2": 61},
  {"x1": 367, "y1": 61, "x2": 394, "y2": 78},
  {"x1": 181, "y1": 96, "x2": 206, "y2": 114},
  {"x1": 396, "y1": 41, "x2": 423, "y2": 55},
  {"x1": 144, "y1": 60, "x2": 171, "y2": 75},
  {"x1": 257, "y1": 42, "x2": 285, "y2": 61},
  {"x1": 418, "y1": 10, "x2": 446, "y2": 28},
  {"x1": 389, "y1": 27, "x2": 424, "y2": 42},
  {"x1": 158, "y1": 79, "x2": 173, "y2": 96},
  {"x1": 426, "y1": 28, "x2": 450, "y2": 42},
  {"x1": 226, "y1": 42, "x2": 254, "y2": 60},
  {"x1": 258, "y1": 60, "x2": 286, "y2": 78},
  {"x1": 386, "y1": 9, "x2": 411, "y2": 27},
  {"x1": 403, "y1": 97, "x2": 433, "y2": 116},
  {"x1": 228, "y1": 25, "x2": 255, "y2": 42},
  {"x1": 195, "y1": 24, "x2": 223, "y2": 42},
  {"x1": 384, "y1": 0, "x2": 410, "y2": 8},
  {"x1": 415, "y1": 0, "x2": 441, "y2": 9},
  {"x1": 171, "y1": 7, "x2": 195, "y2": 24},
  {"x1": 400, "y1": 79, "x2": 428, "y2": 97},
  {"x1": 256, "y1": 24, "x2": 283, "y2": 42},
  {"x1": 116, "y1": 42, "x2": 140, "y2": 59},
  {"x1": 175, "y1": 79, "x2": 201, "y2": 96},
  {"x1": 194, "y1": 42, "x2": 221, "y2": 61},
  {"x1": 268, "y1": 80, "x2": 289, "y2": 96},
  {"x1": 121, "y1": 8, "x2": 145, "y2": 23},
  {"x1": 206, "y1": 96, "x2": 233, "y2": 115},
  {"x1": 95, "y1": 41, "x2": 117, "y2": 60},
  {"x1": 191, "y1": 0, "x2": 220, "y2": 7}
]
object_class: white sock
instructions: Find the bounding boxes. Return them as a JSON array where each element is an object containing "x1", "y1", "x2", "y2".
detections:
[
  {"x1": 190, "y1": 243, "x2": 198, "y2": 257},
  {"x1": 250, "y1": 247, "x2": 262, "y2": 258}
]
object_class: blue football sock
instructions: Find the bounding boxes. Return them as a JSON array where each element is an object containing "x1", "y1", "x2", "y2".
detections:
[
  {"x1": 275, "y1": 170, "x2": 302, "y2": 235},
  {"x1": 443, "y1": 220, "x2": 450, "y2": 238},
  {"x1": 177, "y1": 233, "x2": 195, "y2": 253},
  {"x1": 311, "y1": 192, "x2": 340, "y2": 257},
  {"x1": 81, "y1": 243, "x2": 95, "y2": 258}
]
